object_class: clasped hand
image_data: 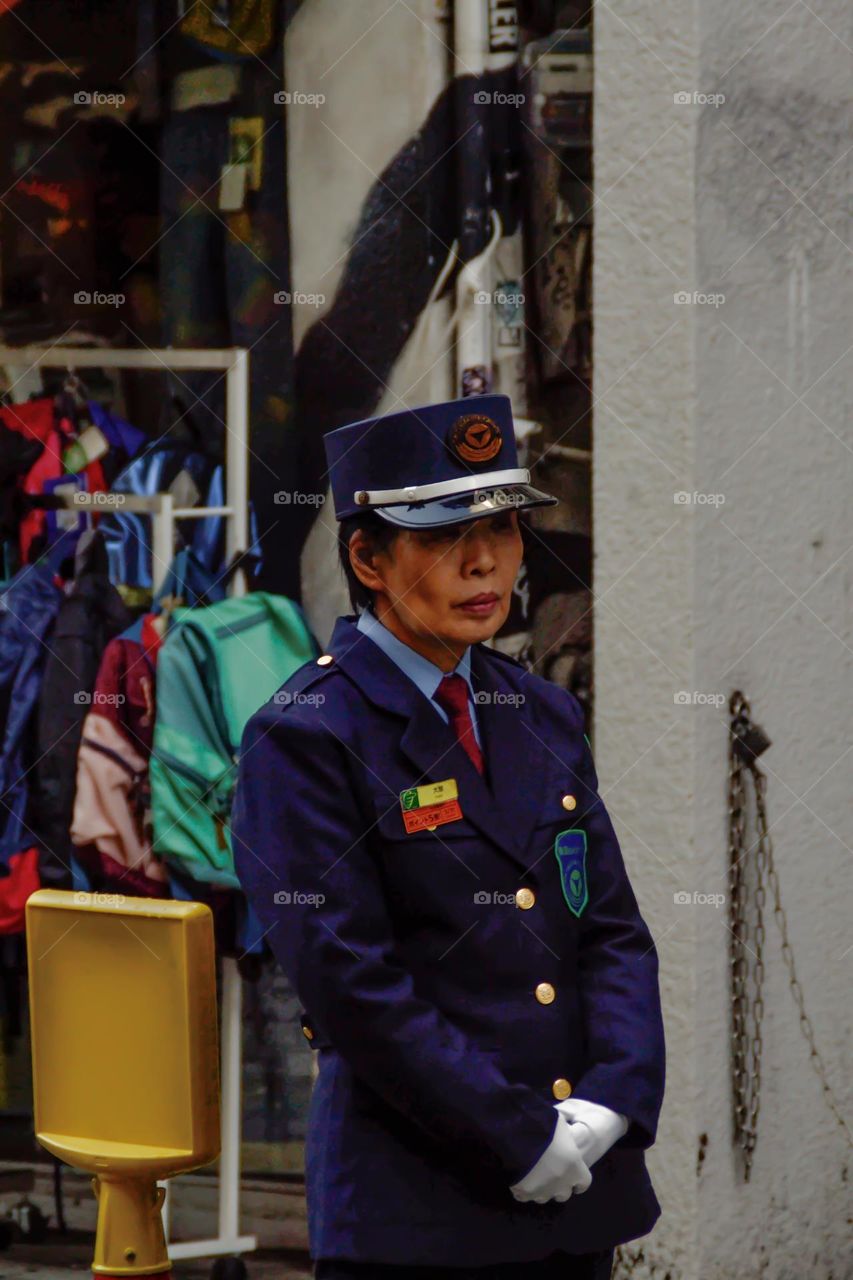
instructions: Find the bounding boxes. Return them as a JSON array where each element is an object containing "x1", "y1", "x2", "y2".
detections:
[{"x1": 509, "y1": 1098, "x2": 629, "y2": 1205}]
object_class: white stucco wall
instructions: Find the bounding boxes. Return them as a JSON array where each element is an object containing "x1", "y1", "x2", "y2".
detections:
[{"x1": 594, "y1": 3, "x2": 851, "y2": 1278}]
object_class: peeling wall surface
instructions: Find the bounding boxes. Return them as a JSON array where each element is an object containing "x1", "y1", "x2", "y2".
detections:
[{"x1": 595, "y1": 3, "x2": 851, "y2": 1278}]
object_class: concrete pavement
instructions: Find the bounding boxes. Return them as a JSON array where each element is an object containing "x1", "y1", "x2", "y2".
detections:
[{"x1": 1, "y1": 1233, "x2": 312, "y2": 1278}]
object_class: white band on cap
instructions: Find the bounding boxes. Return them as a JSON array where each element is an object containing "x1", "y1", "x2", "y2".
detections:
[{"x1": 353, "y1": 467, "x2": 530, "y2": 507}]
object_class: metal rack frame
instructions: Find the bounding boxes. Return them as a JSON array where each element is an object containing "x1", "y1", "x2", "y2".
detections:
[{"x1": 0, "y1": 345, "x2": 257, "y2": 1266}]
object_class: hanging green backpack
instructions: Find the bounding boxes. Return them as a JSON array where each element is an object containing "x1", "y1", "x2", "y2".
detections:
[{"x1": 150, "y1": 592, "x2": 318, "y2": 889}]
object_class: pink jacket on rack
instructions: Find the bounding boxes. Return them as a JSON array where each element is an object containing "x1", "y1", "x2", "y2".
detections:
[{"x1": 70, "y1": 612, "x2": 168, "y2": 895}]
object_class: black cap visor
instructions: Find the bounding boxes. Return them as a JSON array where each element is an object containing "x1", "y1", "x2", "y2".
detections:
[{"x1": 372, "y1": 483, "x2": 558, "y2": 529}]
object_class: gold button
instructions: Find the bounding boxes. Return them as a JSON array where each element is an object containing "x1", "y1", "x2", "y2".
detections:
[
  {"x1": 535, "y1": 982, "x2": 556, "y2": 1005},
  {"x1": 317, "y1": 654, "x2": 334, "y2": 666},
  {"x1": 302, "y1": 1025, "x2": 315, "y2": 1040},
  {"x1": 552, "y1": 1077, "x2": 572, "y2": 1100},
  {"x1": 515, "y1": 887, "x2": 535, "y2": 910},
  {"x1": 561, "y1": 794, "x2": 577, "y2": 811}
]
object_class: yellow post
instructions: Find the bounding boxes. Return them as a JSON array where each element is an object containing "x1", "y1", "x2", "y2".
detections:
[{"x1": 26, "y1": 890, "x2": 221, "y2": 1276}]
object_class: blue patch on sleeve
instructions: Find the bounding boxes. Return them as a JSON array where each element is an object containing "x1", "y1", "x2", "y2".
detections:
[{"x1": 554, "y1": 828, "x2": 589, "y2": 918}]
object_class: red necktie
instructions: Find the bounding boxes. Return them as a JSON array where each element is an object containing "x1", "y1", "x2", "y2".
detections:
[{"x1": 433, "y1": 673, "x2": 485, "y2": 776}]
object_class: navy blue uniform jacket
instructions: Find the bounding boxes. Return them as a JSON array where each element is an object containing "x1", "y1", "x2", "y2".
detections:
[{"x1": 231, "y1": 614, "x2": 666, "y2": 1267}]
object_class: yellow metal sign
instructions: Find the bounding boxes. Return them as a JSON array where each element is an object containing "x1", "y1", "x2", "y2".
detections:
[{"x1": 26, "y1": 890, "x2": 220, "y2": 1274}]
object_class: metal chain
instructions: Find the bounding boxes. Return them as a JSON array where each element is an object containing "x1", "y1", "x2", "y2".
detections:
[
  {"x1": 728, "y1": 691, "x2": 761, "y2": 1178},
  {"x1": 728, "y1": 691, "x2": 852, "y2": 1180},
  {"x1": 753, "y1": 769, "x2": 852, "y2": 1147}
]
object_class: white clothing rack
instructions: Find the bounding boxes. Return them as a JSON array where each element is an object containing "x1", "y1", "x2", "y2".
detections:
[{"x1": 0, "y1": 345, "x2": 257, "y2": 1266}]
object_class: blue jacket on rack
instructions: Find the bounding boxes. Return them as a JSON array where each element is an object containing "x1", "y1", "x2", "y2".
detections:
[{"x1": 0, "y1": 530, "x2": 76, "y2": 868}]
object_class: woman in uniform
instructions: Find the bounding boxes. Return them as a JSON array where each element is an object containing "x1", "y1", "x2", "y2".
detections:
[{"x1": 232, "y1": 394, "x2": 666, "y2": 1280}]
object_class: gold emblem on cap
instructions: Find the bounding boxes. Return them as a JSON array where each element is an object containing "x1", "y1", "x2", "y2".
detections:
[{"x1": 447, "y1": 413, "x2": 503, "y2": 465}]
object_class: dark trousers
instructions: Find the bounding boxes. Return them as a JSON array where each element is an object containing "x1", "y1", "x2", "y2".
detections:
[{"x1": 315, "y1": 1247, "x2": 615, "y2": 1279}]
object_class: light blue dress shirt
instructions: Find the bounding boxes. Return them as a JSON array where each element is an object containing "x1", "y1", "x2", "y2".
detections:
[{"x1": 355, "y1": 606, "x2": 482, "y2": 748}]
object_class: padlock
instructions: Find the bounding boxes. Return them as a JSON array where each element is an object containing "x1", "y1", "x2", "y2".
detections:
[{"x1": 732, "y1": 715, "x2": 772, "y2": 764}]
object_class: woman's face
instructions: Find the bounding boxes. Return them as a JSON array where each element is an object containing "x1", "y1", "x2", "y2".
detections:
[{"x1": 350, "y1": 509, "x2": 524, "y2": 669}]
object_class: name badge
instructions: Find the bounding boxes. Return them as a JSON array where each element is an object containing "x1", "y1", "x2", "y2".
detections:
[{"x1": 399, "y1": 778, "x2": 461, "y2": 833}]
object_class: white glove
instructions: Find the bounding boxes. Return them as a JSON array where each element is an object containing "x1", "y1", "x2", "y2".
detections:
[
  {"x1": 553, "y1": 1097, "x2": 629, "y2": 1169},
  {"x1": 509, "y1": 1112, "x2": 592, "y2": 1204}
]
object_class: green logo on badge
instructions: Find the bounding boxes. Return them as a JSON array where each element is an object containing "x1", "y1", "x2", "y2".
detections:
[
  {"x1": 400, "y1": 788, "x2": 419, "y2": 811},
  {"x1": 554, "y1": 829, "x2": 588, "y2": 918}
]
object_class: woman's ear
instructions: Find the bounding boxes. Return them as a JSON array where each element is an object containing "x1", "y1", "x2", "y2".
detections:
[{"x1": 348, "y1": 528, "x2": 383, "y2": 593}]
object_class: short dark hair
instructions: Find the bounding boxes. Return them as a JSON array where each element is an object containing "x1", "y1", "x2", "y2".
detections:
[{"x1": 337, "y1": 513, "x2": 400, "y2": 611}]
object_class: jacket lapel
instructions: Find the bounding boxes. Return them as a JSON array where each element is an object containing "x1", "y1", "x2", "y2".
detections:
[
  {"x1": 329, "y1": 616, "x2": 538, "y2": 873},
  {"x1": 469, "y1": 643, "x2": 560, "y2": 863}
]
